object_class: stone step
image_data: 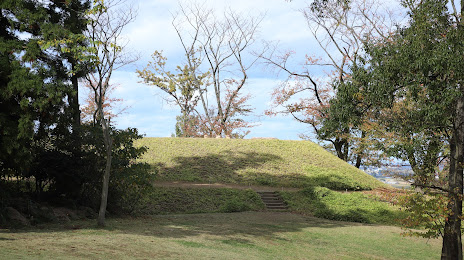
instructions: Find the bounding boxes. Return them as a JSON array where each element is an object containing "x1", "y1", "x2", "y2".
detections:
[
  {"x1": 266, "y1": 206, "x2": 288, "y2": 210},
  {"x1": 261, "y1": 199, "x2": 280, "y2": 202},
  {"x1": 262, "y1": 200, "x2": 283, "y2": 204},
  {"x1": 261, "y1": 198, "x2": 283, "y2": 202},
  {"x1": 262, "y1": 201, "x2": 285, "y2": 204},
  {"x1": 257, "y1": 192, "x2": 278, "y2": 195},
  {"x1": 260, "y1": 194, "x2": 279, "y2": 198},
  {"x1": 256, "y1": 191, "x2": 288, "y2": 210}
]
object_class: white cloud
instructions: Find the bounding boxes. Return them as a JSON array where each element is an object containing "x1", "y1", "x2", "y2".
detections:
[
  {"x1": 97, "y1": 0, "x2": 331, "y2": 140},
  {"x1": 247, "y1": 116, "x2": 310, "y2": 140}
]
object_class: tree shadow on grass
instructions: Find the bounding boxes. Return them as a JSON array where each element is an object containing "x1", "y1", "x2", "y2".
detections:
[
  {"x1": 0, "y1": 212, "x2": 438, "y2": 260},
  {"x1": 155, "y1": 151, "x2": 284, "y2": 185},
  {"x1": 0, "y1": 211, "x2": 355, "y2": 241},
  {"x1": 118, "y1": 212, "x2": 355, "y2": 240},
  {"x1": 0, "y1": 213, "x2": 365, "y2": 259},
  {"x1": 155, "y1": 151, "x2": 375, "y2": 190}
]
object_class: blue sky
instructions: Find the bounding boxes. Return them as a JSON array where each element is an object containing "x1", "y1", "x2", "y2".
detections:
[{"x1": 80, "y1": 0, "x2": 329, "y2": 140}]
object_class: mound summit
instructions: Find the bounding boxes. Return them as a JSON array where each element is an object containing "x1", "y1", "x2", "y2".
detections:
[{"x1": 137, "y1": 138, "x2": 386, "y2": 191}]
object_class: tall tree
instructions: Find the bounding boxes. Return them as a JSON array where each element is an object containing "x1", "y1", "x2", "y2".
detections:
[
  {"x1": 0, "y1": 1, "x2": 41, "y2": 176},
  {"x1": 85, "y1": 0, "x2": 138, "y2": 226},
  {"x1": 138, "y1": 2, "x2": 262, "y2": 138},
  {"x1": 262, "y1": 0, "x2": 400, "y2": 166},
  {"x1": 46, "y1": 0, "x2": 91, "y2": 129},
  {"x1": 137, "y1": 50, "x2": 209, "y2": 137},
  {"x1": 0, "y1": 0, "x2": 90, "y2": 179},
  {"x1": 363, "y1": 0, "x2": 464, "y2": 258}
]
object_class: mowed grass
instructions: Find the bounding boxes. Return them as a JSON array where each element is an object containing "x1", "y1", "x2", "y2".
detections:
[
  {"x1": 0, "y1": 212, "x2": 440, "y2": 260},
  {"x1": 137, "y1": 138, "x2": 386, "y2": 190}
]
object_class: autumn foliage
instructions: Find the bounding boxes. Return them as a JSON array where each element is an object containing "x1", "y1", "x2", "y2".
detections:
[{"x1": 80, "y1": 79, "x2": 128, "y2": 124}]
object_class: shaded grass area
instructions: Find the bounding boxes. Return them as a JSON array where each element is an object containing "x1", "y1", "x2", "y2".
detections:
[
  {"x1": 137, "y1": 138, "x2": 386, "y2": 190},
  {"x1": 140, "y1": 187, "x2": 265, "y2": 214},
  {"x1": 281, "y1": 187, "x2": 407, "y2": 225},
  {"x1": 0, "y1": 212, "x2": 440, "y2": 259},
  {"x1": 125, "y1": 185, "x2": 404, "y2": 227}
]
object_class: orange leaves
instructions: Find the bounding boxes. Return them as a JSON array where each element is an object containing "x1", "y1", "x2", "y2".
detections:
[
  {"x1": 267, "y1": 76, "x2": 333, "y2": 126},
  {"x1": 178, "y1": 86, "x2": 255, "y2": 138},
  {"x1": 80, "y1": 79, "x2": 128, "y2": 123},
  {"x1": 304, "y1": 54, "x2": 323, "y2": 65}
]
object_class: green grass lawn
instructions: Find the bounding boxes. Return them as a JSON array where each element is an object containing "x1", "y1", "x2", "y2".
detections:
[
  {"x1": 0, "y1": 212, "x2": 440, "y2": 260},
  {"x1": 137, "y1": 138, "x2": 386, "y2": 190}
]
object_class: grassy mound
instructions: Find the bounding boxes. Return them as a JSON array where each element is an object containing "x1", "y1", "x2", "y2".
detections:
[{"x1": 137, "y1": 138, "x2": 386, "y2": 190}]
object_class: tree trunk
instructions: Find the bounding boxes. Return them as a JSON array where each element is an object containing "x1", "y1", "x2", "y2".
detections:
[
  {"x1": 334, "y1": 140, "x2": 344, "y2": 160},
  {"x1": 71, "y1": 63, "x2": 81, "y2": 129},
  {"x1": 355, "y1": 131, "x2": 366, "y2": 168},
  {"x1": 441, "y1": 1, "x2": 464, "y2": 258},
  {"x1": 355, "y1": 154, "x2": 362, "y2": 168},
  {"x1": 441, "y1": 94, "x2": 464, "y2": 260},
  {"x1": 97, "y1": 118, "x2": 113, "y2": 227}
]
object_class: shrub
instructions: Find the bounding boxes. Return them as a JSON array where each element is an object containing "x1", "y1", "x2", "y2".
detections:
[
  {"x1": 219, "y1": 199, "x2": 251, "y2": 213},
  {"x1": 80, "y1": 126, "x2": 153, "y2": 214}
]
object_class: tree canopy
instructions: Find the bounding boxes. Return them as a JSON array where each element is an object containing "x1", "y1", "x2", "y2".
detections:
[{"x1": 347, "y1": 0, "x2": 464, "y2": 258}]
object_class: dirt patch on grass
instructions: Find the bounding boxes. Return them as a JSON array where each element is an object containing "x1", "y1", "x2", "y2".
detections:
[{"x1": 152, "y1": 181, "x2": 302, "y2": 192}]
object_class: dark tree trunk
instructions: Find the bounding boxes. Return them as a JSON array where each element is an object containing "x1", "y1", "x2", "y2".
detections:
[
  {"x1": 355, "y1": 154, "x2": 362, "y2": 168},
  {"x1": 333, "y1": 139, "x2": 349, "y2": 162},
  {"x1": 442, "y1": 4, "x2": 464, "y2": 256},
  {"x1": 68, "y1": 61, "x2": 81, "y2": 132},
  {"x1": 441, "y1": 94, "x2": 464, "y2": 260},
  {"x1": 334, "y1": 140, "x2": 344, "y2": 160},
  {"x1": 354, "y1": 131, "x2": 366, "y2": 168},
  {"x1": 71, "y1": 72, "x2": 80, "y2": 128}
]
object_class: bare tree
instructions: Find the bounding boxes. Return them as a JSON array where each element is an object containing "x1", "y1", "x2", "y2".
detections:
[
  {"x1": 139, "y1": 2, "x2": 264, "y2": 138},
  {"x1": 190, "y1": 4, "x2": 263, "y2": 137},
  {"x1": 262, "y1": 0, "x2": 401, "y2": 166},
  {"x1": 84, "y1": 0, "x2": 138, "y2": 227}
]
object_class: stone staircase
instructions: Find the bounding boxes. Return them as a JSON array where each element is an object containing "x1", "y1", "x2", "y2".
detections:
[{"x1": 257, "y1": 191, "x2": 288, "y2": 210}]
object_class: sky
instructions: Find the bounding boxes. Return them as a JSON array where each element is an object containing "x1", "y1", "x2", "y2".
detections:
[{"x1": 80, "y1": 0, "x2": 333, "y2": 140}]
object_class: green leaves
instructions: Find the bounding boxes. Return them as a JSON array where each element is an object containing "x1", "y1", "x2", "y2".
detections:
[
  {"x1": 397, "y1": 191, "x2": 449, "y2": 238},
  {"x1": 361, "y1": 0, "x2": 464, "y2": 242},
  {"x1": 0, "y1": 0, "x2": 91, "y2": 176}
]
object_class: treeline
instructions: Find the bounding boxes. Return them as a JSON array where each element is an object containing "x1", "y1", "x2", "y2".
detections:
[{"x1": 0, "y1": 0, "x2": 150, "y2": 226}]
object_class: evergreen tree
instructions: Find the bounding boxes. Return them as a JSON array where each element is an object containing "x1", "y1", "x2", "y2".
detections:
[{"x1": 0, "y1": 0, "x2": 91, "y2": 196}]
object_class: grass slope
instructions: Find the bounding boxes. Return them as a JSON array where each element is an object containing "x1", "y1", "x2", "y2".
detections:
[
  {"x1": 280, "y1": 187, "x2": 406, "y2": 225},
  {"x1": 138, "y1": 138, "x2": 386, "y2": 190},
  {"x1": 0, "y1": 212, "x2": 440, "y2": 259},
  {"x1": 141, "y1": 187, "x2": 265, "y2": 214}
]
